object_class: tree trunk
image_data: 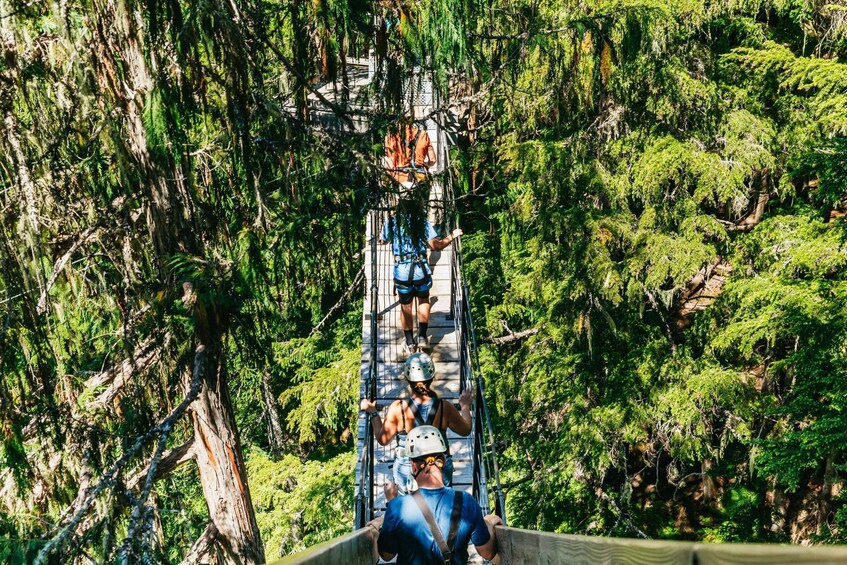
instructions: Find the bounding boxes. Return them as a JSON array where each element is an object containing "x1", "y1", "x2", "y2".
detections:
[
  {"x1": 183, "y1": 283, "x2": 265, "y2": 563},
  {"x1": 180, "y1": 522, "x2": 219, "y2": 565},
  {"x1": 0, "y1": 4, "x2": 39, "y2": 235},
  {"x1": 85, "y1": 0, "x2": 267, "y2": 553},
  {"x1": 701, "y1": 458, "x2": 715, "y2": 504},
  {"x1": 769, "y1": 481, "x2": 789, "y2": 535},
  {"x1": 817, "y1": 450, "x2": 836, "y2": 536},
  {"x1": 190, "y1": 353, "x2": 265, "y2": 564},
  {"x1": 89, "y1": 0, "x2": 180, "y2": 255},
  {"x1": 727, "y1": 191, "x2": 770, "y2": 232}
]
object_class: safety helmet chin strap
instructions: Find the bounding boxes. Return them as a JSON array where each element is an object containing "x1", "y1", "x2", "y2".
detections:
[{"x1": 412, "y1": 455, "x2": 445, "y2": 479}]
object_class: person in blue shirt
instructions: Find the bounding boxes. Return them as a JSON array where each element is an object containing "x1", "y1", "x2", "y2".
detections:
[
  {"x1": 370, "y1": 425, "x2": 501, "y2": 565},
  {"x1": 380, "y1": 198, "x2": 462, "y2": 355}
]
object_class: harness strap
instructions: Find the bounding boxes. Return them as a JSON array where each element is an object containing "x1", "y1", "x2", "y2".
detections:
[
  {"x1": 395, "y1": 253, "x2": 426, "y2": 263},
  {"x1": 408, "y1": 393, "x2": 440, "y2": 427},
  {"x1": 400, "y1": 401, "x2": 406, "y2": 435},
  {"x1": 447, "y1": 491, "x2": 464, "y2": 557},
  {"x1": 408, "y1": 397, "x2": 452, "y2": 457},
  {"x1": 411, "y1": 490, "x2": 462, "y2": 565}
]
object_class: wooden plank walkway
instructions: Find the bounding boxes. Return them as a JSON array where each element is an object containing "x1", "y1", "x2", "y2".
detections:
[
  {"x1": 350, "y1": 67, "x2": 487, "y2": 563},
  {"x1": 356, "y1": 204, "x2": 474, "y2": 514}
]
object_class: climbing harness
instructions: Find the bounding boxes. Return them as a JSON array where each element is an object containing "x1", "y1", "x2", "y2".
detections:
[
  {"x1": 396, "y1": 394, "x2": 452, "y2": 462},
  {"x1": 394, "y1": 253, "x2": 427, "y2": 263}
]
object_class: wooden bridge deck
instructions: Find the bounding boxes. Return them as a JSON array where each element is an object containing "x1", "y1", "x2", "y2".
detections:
[{"x1": 355, "y1": 208, "x2": 474, "y2": 514}]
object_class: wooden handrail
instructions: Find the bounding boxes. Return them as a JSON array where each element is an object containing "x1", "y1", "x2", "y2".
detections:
[
  {"x1": 495, "y1": 526, "x2": 847, "y2": 565},
  {"x1": 269, "y1": 528, "x2": 376, "y2": 565},
  {"x1": 271, "y1": 524, "x2": 847, "y2": 564}
]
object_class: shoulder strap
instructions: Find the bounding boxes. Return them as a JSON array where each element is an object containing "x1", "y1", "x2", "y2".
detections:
[
  {"x1": 447, "y1": 491, "x2": 464, "y2": 557},
  {"x1": 401, "y1": 401, "x2": 408, "y2": 434},
  {"x1": 411, "y1": 490, "x2": 454, "y2": 565},
  {"x1": 408, "y1": 398, "x2": 422, "y2": 427},
  {"x1": 409, "y1": 394, "x2": 439, "y2": 427},
  {"x1": 426, "y1": 392, "x2": 440, "y2": 426}
]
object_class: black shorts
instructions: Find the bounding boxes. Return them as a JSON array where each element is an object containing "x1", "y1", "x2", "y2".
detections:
[{"x1": 395, "y1": 275, "x2": 432, "y2": 305}]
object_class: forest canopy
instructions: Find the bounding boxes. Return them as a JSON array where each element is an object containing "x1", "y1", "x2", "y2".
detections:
[{"x1": 1, "y1": 0, "x2": 846, "y2": 562}]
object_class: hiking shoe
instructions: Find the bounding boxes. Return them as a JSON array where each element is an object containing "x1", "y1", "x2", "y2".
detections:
[
  {"x1": 417, "y1": 334, "x2": 431, "y2": 352},
  {"x1": 396, "y1": 342, "x2": 415, "y2": 362}
]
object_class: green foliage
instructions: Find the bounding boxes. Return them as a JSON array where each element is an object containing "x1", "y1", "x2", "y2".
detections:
[
  {"x1": 701, "y1": 486, "x2": 766, "y2": 543},
  {"x1": 4, "y1": 0, "x2": 847, "y2": 558},
  {"x1": 799, "y1": 137, "x2": 847, "y2": 210},
  {"x1": 456, "y1": 0, "x2": 847, "y2": 544},
  {"x1": 279, "y1": 345, "x2": 360, "y2": 444},
  {"x1": 246, "y1": 449, "x2": 355, "y2": 558},
  {"x1": 158, "y1": 467, "x2": 212, "y2": 564}
]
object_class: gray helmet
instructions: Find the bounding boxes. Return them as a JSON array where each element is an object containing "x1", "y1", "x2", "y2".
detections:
[
  {"x1": 404, "y1": 352, "x2": 435, "y2": 382},
  {"x1": 406, "y1": 425, "x2": 448, "y2": 459}
]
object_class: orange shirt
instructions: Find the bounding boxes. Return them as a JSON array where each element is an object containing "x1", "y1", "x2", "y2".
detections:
[{"x1": 385, "y1": 126, "x2": 434, "y2": 182}]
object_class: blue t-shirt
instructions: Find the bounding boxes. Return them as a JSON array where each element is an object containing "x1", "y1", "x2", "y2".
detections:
[
  {"x1": 381, "y1": 215, "x2": 438, "y2": 257},
  {"x1": 378, "y1": 487, "x2": 490, "y2": 565}
]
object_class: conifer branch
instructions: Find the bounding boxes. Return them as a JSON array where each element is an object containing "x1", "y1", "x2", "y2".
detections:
[
  {"x1": 83, "y1": 334, "x2": 170, "y2": 411},
  {"x1": 486, "y1": 326, "x2": 541, "y2": 345},
  {"x1": 309, "y1": 265, "x2": 365, "y2": 338},
  {"x1": 126, "y1": 438, "x2": 195, "y2": 492},
  {"x1": 36, "y1": 226, "x2": 99, "y2": 315},
  {"x1": 118, "y1": 370, "x2": 199, "y2": 563},
  {"x1": 595, "y1": 487, "x2": 649, "y2": 539},
  {"x1": 34, "y1": 346, "x2": 207, "y2": 565}
]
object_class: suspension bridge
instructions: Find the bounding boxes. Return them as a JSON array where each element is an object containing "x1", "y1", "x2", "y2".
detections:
[{"x1": 271, "y1": 62, "x2": 847, "y2": 565}]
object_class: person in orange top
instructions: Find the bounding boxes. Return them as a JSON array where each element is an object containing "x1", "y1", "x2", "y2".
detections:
[{"x1": 385, "y1": 121, "x2": 436, "y2": 185}]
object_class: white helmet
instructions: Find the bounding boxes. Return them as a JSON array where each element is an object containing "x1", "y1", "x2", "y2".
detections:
[
  {"x1": 406, "y1": 425, "x2": 448, "y2": 459},
  {"x1": 404, "y1": 352, "x2": 435, "y2": 382}
]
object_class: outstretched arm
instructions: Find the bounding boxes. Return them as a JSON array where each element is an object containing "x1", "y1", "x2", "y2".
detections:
[
  {"x1": 424, "y1": 142, "x2": 436, "y2": 168},
  {"x1": 446, "y1": 389, "x2": 473, "y2": 436},
  {"x1": 360, "y1": 399, "x2": 401, "y2": 446},
  {"x1": 368, "y1": 513, "x2": 399, "y2": 562},
  {"x1": 428, "y1": 228, "x2": 462, "y2": 252},
  {"x1": 476, "y1": 514, "x2": 502, "y2": 561}
]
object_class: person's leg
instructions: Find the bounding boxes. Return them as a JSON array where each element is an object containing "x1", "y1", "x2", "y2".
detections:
[
  {"x1": 396, "y1": 291, "x2": 416, "y2": 359},
  {"x1": 400, "y1": 300, "x2": 414, "y2": 331},
  {"x1": 401, "y1": 302, "x2": 415, "y2": 344},
  {"x1": 416, "y1": 292, "x2": 431, "y2": 350},
  {"x1": 417, "y1": 301, "x2": 430, "y2": 330},
  {"x1": 397, "y1": 286, "x2": 415, "y2": 339}
]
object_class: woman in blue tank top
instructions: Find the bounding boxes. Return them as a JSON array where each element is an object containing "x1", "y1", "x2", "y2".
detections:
[{"x1": 360, "y1": 352, "x2": 474, "y2": 497}]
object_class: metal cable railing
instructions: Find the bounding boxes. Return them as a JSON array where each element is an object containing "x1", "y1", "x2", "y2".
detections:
[
  {"x1": 438, "y1": 114, "x2": 507, "y2": 524},
  {"x1": 355, "y1": 207, "x2": 380, "y2": 529}
]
